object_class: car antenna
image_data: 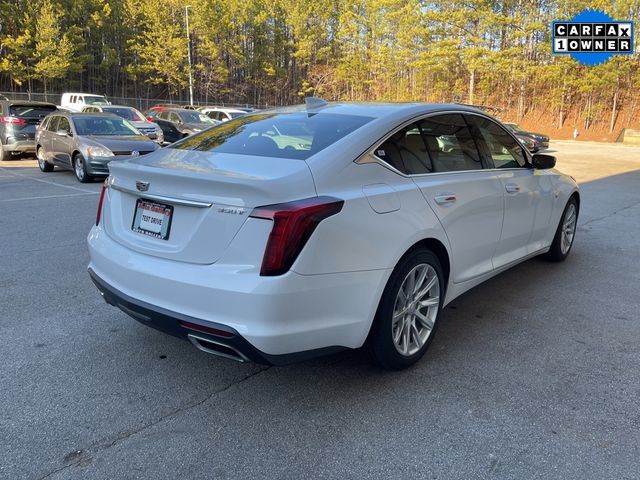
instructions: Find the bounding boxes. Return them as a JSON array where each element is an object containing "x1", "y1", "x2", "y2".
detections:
[{"x1": 305, "y1": 97, "x2": 328, "y2": 110}]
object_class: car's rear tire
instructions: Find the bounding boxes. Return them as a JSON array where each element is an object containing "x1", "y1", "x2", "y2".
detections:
[
  {"x1": 37, "y1": 147, "x2": 54, "y2": 172},
  {"x1": 73, "y1": 153, "x2": 94, "y2": 183},
  {"x1": 543, "y1": 196, "x2": 578, "y2": 262},
  {"x1": 367, "y1": 248, "x2": 444, "y2": 370}
]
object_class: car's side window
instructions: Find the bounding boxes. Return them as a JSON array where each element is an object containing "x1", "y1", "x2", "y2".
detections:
[
  {"x1": 58, "y1": 117, "x2": 72, "y2": 135},
  {"x1": 47, "y1": 116, "x2": 60, "y2": 132},
  {"x1": 374, "y1": 122, "x2": 433, "y2": 175},
  {"x1": 169, "y1": 112, "x2": 180, "y2": 123},
  {"x1": 468, "y1": 116, "x2": 526, "y2": 168},
  {"x1": 418, "y1": 114, "x2": 483, "y2": 173}
]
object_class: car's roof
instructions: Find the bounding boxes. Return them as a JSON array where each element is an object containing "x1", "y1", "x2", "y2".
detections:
[
  {"x1": 100, "y1": 105, "x2": 137, "y2": 110},
  {"x1": 163, "y1": 108, "x2": 200, "y2": 113},
  {"x1": 62, "y1": 92, "x2": 105, "y2": 96},
  {"x1": 60, "y1": 112, "x2": 121, "y2": 118},
  {"x1": 261, "y1": 102, "x2": 486, "y2": 120},
  {"x1": 1, "y1": 100, "x2": 57, "y2": 107}
]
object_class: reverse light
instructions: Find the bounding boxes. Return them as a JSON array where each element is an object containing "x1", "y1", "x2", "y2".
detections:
[
  {"x1": 250, "y1": 196, "x2": 344, "y2": 276},
  {"x1": 95, "y1": 177, "x2": 109, "y2": 225},
  {"x1": 0, "y1": 116, "x2": 25, "y2": 125}
]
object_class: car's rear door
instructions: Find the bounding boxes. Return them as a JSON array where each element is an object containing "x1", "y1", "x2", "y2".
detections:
[
  {"x1": 466, "y1": 115, "x2": 554, "y2": 266},
  {"x1": 376, "y1": 114, "x2": 504, "y2": 283},
  {"x1": 51, "y1": 116, "x2": 74, "y2": 167},
  {"x1": 40, "y1": 115, "x2": 61, "y2": 162},
  {"x1": 154, "y1": 111, "x2": 180, "y2": 143}
]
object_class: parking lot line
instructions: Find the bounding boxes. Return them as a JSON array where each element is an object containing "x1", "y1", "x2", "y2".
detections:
[
  {"x1": 0, "y1": 167, "x2": 98, "y2": 194},
  {"x1": 0, "y1": 192, "x2": 98, "y2": 203}
]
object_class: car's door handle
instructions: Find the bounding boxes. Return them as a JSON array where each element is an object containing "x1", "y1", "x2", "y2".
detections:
[
  {"x1": 434, "y1": 194, "x2": 457, "y2": 205},
  {"x1": 505, "y1": 183, "x2": 520, "y2": 193}
]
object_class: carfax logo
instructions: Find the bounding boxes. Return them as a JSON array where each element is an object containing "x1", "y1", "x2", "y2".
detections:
[{"x1": 552, "y1": 9, "x2": 634, "y2": 66}]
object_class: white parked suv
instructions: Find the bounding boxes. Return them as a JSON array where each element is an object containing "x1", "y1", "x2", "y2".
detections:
[
  {"x1": 200, "y1": 106, "x2": 247, "y2": 122},
  {"x1": 88, "y1": 100, "x2": 579, "y2": 369},
  {"x1": 60, "y1": 92, "x2": 110, "y2": 112}
]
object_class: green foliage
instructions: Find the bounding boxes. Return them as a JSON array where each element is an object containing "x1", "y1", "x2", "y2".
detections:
[{"x1": 0, "y1": 0, "x2": 638, "y2": 129}]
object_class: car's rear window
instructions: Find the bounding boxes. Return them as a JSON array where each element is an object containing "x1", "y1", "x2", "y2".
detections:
[
  {"x1": 9, "y1": 105, "x2": 56, "y2": 118},
  {"x1": 172, "y1": 112, "x2": 374, "y2": 160},
  {"x1": 103, "y1": 107, "x2": 144, "y2": 122}
]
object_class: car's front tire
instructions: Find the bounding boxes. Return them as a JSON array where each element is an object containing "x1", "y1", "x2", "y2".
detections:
[
  {"x1": 368, "y1": 248, "x2": 444, "y2": 370},
  {"x1": 37, "y1": 147, "x2": 54, "y2": 172},
  {"x1": 544, "y1": 196, "x2": 578, "y2": 262},
  {"x1": 73, "y1": 153, "x2": 94, "y2": 183}
]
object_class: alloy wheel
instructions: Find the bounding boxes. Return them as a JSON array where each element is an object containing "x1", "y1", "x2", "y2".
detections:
[
  {"x1": 74, "y1": 156, "x2": 85, "y2": 181},
  {"x1": 392, "y1": 263, "x2": 440, "y2": 356},
  {"x1": 561, "y1": 203, "x2": 577, "y2": 254}
]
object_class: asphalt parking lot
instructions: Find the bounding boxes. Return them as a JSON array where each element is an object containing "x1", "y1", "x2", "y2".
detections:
[{"x1": 1, "y1": 141, "x2": 639, "y2": 480}]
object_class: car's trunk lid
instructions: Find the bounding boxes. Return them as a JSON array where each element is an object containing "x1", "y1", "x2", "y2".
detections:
[{"x1": 104, "y1": 147, "x2": 317, "y2": 264}]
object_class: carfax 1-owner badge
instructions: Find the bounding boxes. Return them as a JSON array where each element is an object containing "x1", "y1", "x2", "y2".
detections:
[{"x1": 552, "y1": 9, "x2": 634, "y2": 65}]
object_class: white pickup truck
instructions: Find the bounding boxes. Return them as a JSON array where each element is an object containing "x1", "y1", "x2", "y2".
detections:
[{"x1": 60, "y1": 92, "x2": 110, "y2": 112}]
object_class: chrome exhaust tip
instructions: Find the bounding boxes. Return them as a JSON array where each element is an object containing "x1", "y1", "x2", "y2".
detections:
[{"x1": 187, "y1": 333, "x2": 248, "y2": 363}]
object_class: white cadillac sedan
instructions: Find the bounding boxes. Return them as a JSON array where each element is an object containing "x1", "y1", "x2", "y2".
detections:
[{"x1": 88, "y1": 100, "x2": 579, "y2": 369}]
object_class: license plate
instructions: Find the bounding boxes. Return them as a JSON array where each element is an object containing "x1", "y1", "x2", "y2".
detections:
[{"x1": 131, "y1": 199, "x2": 173, "y2": 240}]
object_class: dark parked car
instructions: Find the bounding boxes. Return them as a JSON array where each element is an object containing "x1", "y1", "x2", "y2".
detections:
[
  {"x1": 152, "y1": 108, "x2": 219, "y2": 143},
  {"x1": 0, "y1": 100, "x2": 57, "y2": 160},
  {"x1": 503, "y1": 123, "x2": 549, "y2": 152},
  {"x1": 35, "y1": 112, "x2": 159, "y2": 182}
]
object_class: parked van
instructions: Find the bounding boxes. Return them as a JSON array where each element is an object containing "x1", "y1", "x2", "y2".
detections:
[{"x1": 60, "y1": 93, "x2": 110, "y2": 112}]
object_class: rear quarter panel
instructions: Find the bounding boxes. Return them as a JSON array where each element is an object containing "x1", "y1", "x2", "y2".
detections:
[{"x1": 294, "y1": 160, "x2": 450, "y2": 276}]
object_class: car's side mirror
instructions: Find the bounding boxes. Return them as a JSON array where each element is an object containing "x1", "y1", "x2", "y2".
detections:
[
  {"x1": 532, "y1": 153, "x2": 556, "y2": 170},
  {"x1": 56, "y1": 129, "x2": 69, "y2": 137}
]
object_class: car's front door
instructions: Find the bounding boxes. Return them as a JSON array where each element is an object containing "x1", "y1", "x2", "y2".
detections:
[
  {"x1": 376, "y1": 114, "x2": 505, "y2": 283},
  {"x1": 466, "y1": 115, "x2": 554, "y2": 267}
]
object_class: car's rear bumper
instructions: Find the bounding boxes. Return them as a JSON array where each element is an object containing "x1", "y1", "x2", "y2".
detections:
[
  {"x1": 88, "y1": 268, "x2": 348, "y2": 365},
  {"x1": 2, "y1": 139, "x2": 35, "y2": 153},
  {"x1": 87, "y1": 225, "x2": 388, "y2": 362}
]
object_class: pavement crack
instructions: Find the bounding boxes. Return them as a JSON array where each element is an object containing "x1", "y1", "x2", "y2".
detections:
[
  {"x1": 36, "y1": 365, "x2": 271, "y2": 480},
  {"x1": 579, "y1": 199, "x2": 640, "y2": 229}
]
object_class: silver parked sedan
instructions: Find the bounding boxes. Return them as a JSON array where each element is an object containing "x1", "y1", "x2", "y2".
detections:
[
  {"x1": 35, "y1": 112, "x2": 160, "y2": 182},
  {"x1": 81, "y1": 105, "x2": 164, "y2": 144}
]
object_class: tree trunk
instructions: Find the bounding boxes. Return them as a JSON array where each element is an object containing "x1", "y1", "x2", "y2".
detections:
[
  {"x1": 468, "y1": 68, "x2": 475, "y2": 104},
  {"x1": 610, "y1": 88, "x2": 618, "y2": 133}
]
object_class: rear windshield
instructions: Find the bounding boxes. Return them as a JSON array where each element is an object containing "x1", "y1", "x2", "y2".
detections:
[
  {"x1": 72, "y1": 116, "x2": 140, "y2": 136},
  {"x1": 84, "y1": 96, "x2": 109, "y2": 105},
  {"x1": 103, "y1": 107, "x2": 144, "y2": 122},
  {"x1": 9, "y1": 105, "x2": 56, "y2": 118},
  {"x1": 172, "y1": 112, "x2": 373, "y2": 160},
  {"x1": 179, "y1": 111, "x2": 217, "y2": 124}
]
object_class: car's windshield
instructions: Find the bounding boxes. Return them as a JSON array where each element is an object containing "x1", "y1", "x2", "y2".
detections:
[
  {"x1": 9, "y1": 105, "x2": 56, "y2": 118},
  {"x1": 179, "y1": 111, "x2": 217, "y2": 124},
  {"x1": 172, "y1": 112, "x2": 374, "y2": 160},
  {"x1": 103, "y1": 107, "x2": 144, "y2": 122},
  {"x1": 84, "y1": 96, "x2": 109, "y2": 105},
  {"x1": 505, "y1": 123, "x2": 523, "y2": 133},
  {"x1": 73, "y1": 116, "x2": 140, "y2": 136}
]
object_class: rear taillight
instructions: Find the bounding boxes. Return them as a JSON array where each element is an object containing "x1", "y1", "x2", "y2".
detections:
[
  {"x1": 96, "y1": 177, "x2": 109, "y2": 225},
  {"x1": 249, "y1": 196, "x2": 344, "y2": 276},
  {"x1": 0, "y1": 116, "x2": 25, "y2": 124},
  {"x1": 146, "y1": 116, "x2": 154, "y2": 121}
]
